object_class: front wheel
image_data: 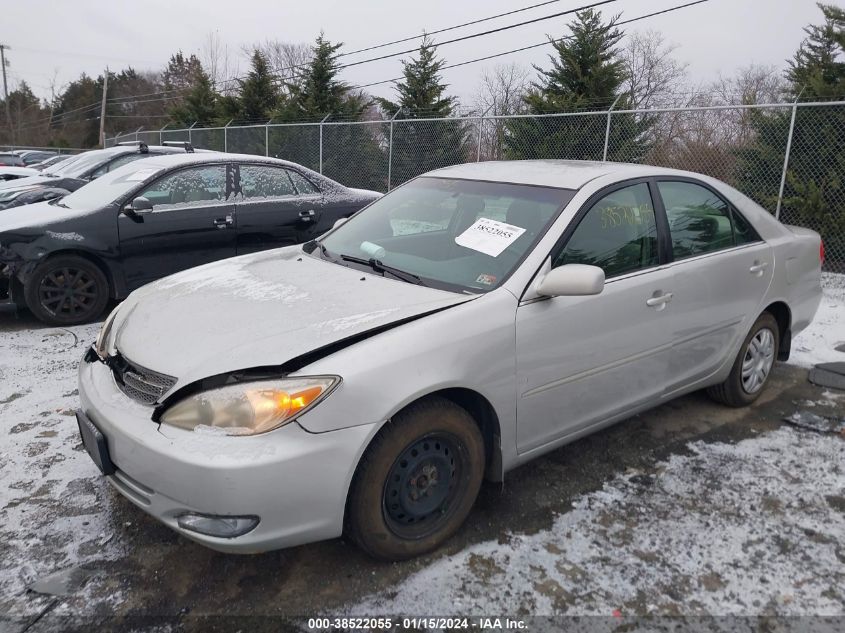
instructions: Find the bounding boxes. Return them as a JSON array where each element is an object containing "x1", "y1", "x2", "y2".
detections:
[
  {"x1": 24, "y1": 255, "x2": 110, "y2": 326},
  {"x1": 707, "y1": 312, "x2": 779, "y2": 407},
  {"x1": 346, "y1": 397, "x2": 485, "y2": 560}
]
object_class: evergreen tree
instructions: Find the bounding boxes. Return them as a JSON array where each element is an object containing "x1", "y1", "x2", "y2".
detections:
[
  {"x1": 238, "y1": 50, "x2": 279, "y2": 122},
  {"x1": 274, "y1": 34, "x2": 385, "y2": 190},
  {"x1": 279, "y1": 34, "x2": 367, "y2": 120},
  {"x1": 376, "y1": 37, "x2": 470, "y2": 185},
  {"x1": 736, "y1": 3, "x2": 845, "y2": 269},
  {"x1": 504, "y1": 9, "x2": 650, "y2": 161},
  {"x1": 169, "y1": 70, "x2": 219, "y2": 127},
  {"x1": 162, "y1": 52, "x2": 206, "y2": 97}
]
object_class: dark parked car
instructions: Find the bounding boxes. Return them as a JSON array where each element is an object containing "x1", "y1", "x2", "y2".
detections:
[
  {"x1": 32, "y1": 154, "x2": 74, "y2": 171},
  {"x1": 0, "y1": 153, "x2": 381, "y2": 325},
  {"x1": 0, "y1": 142, "x2": 203, "y2": 210},
  {"x1": 17, "y1": 150, "x2": 58, "y2": 165},
  {"x1": 0, "y1": 152, "x2": 25, "y2": 167}
]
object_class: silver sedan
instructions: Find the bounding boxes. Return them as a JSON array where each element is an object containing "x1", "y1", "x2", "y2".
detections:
[{"x1": 77, "y1": 160, "x2": 823, "y2": 560}]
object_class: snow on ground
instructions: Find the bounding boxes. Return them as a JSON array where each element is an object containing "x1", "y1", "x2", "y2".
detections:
[
  {"x1": 0, "y1": 323, "x2": 125, "y2": 615},
  {"x1": 350, "y1": 426, "x2": 845, "y2": 616},
  {"x1": 790, "y1": 273, "x2": 845, "y2": 367}
]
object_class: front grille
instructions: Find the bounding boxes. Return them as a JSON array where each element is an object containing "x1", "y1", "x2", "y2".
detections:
[{"x1": 112, "y1": 354, "x2": 177, "y2": 405}]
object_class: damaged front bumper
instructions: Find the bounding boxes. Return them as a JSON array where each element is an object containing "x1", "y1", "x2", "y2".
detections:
[{"x1": 77, "y1": 356, "x2": 379, "y2": 553}]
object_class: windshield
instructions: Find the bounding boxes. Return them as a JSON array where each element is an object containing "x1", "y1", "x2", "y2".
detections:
[
  {"x1": 60, "y1": 162, "x2": 162, "y2": 209},
  {"x1": 318, "y1": 176, "x2": 574, "y2": 293},
  {"x1": 52, "y1": 149, "x2": 129, "y2": 178}
]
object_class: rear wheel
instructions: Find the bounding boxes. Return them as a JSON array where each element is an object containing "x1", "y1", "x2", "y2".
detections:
[
  {"x1": 24, "y1": 255, "x2": 109, "y2": 326},
  {"x1": 707, "y1": 312, "x2": 779, "y2": 407},
  {"x1": 346, "y1": 397, "x2": 485, "y2": 560}
]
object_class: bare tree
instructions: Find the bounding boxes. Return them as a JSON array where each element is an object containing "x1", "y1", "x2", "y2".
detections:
[
  {"x1": 202, "y1": 31, "x2": 239, "y2": 96},
  {"x1": 622, "y1": 30, "x2": 688, "y2": 109},
  {"x1": 255, "y1": 40, "x2": 312, "y2": 88},
  {"x1": 713, "y1": 64, "x2": 786, "y2": 105},
  {"x1": 474, "y1": 63, "x2": 529, "y2": 159}
]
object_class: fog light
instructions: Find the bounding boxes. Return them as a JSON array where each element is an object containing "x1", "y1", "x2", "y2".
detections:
[{"x1": 176, "y1": 513, "x2": 259, "y2": 538}]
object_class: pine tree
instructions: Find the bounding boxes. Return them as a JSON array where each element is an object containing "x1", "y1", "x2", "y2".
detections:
[
  {"x1": 280, "y1": 34, "x2": 367, "y2": 120},
  {"x1": 238, "y1": 50, "x2": 279, "y2": 122},
  {"x1": 169, "y1": 70, "x2": 219, "y2": 127},
  {"x1": 274, "y1": 34, "x2": 385, "y2": 190},
  {"x1": 736, "y1": 3, "x2": 845, "y2": 270},
  {"x1": 504, "y1": 9, "x2": 649, "y2": 161},
  {"x1": 377, "y1": 37, "x2": 470, "y2": 185}
]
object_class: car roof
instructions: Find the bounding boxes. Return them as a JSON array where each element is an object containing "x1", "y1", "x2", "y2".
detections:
[
  {"x1": 119, "y1": 152, "x2": 310, "y2": 171},
  {"x1": 428, "y1": 160, "x2": 703, "y2": 190}
]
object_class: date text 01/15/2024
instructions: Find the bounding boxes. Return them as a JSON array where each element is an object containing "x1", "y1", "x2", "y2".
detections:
[{"x1": 306, "y1": 617, "x2": 528, "y2": 630}]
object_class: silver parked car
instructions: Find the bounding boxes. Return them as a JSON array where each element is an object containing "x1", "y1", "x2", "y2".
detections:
[{"x1": 77, "y1": 160, "x2": 823, "y2": 560}]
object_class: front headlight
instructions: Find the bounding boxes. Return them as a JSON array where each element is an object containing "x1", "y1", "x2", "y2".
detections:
[
  {"x1": 159, "y1": 376, "x2": 340, "y2": 436},
  {"x1": 95, "y1": 306, "x2": 120, "y2": 360}
]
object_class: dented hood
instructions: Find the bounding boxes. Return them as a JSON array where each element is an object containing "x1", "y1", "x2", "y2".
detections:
[{"x1": 112, "y1": 246, "x2": 472, "y2": 389}]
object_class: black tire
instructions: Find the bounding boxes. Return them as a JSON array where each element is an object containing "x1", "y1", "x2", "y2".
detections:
[
  {"x1": 346, "y1": 396, "x2": 485, "y2": 561},
  {"x1": 24, "y1": 255, "x2": 109, "y2": 326},
  {"x1": 707, "y1": 312, "x2": 779, "y2": 407}
]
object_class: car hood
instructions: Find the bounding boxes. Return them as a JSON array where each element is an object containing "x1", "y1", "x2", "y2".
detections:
[
  {"x1": 0, "y1": 174, "x2": 52, "y2": 191},
  {"x1": 111, "y1": 247, "x2": 473, "y2": 390},
  {"x1": 0, "y1": 200, "x2": 89, "y2": 231}
]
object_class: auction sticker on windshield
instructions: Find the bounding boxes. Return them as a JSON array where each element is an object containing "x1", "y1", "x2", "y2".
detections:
[{"x1": 455, "y1": 217, "x2": 526, "y2": 257}]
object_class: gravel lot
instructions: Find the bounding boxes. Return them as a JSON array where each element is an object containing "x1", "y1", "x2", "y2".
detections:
[{"x1": 0, "y1": 278, "x2": 843, "y2": 631}]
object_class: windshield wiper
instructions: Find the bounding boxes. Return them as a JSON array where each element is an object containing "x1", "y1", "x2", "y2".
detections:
[{"x1": 339, "y1": 254, "x2": 426, "y2": 286}]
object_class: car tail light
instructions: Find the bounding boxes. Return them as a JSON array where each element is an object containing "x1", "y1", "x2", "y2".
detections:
[{"x1": 820, "y1": 239, "x2": 825, "y2": 267}]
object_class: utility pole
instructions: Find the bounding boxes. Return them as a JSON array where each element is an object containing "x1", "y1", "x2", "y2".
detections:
[
  {"x1": 99, "y1": 67, "x2": 108, "y2": 148},
  {"x1": 0, "y1": 44, "x2": 12, "y2": 143}
]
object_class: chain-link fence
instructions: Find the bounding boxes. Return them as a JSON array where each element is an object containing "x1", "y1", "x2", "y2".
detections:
[{"x1": 107, "y1": 101, "x2": 845, "y2": 273}]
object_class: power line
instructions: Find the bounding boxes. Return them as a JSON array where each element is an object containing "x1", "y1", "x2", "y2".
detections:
[
  {"x1": 354, "y1": 0, "x2": 712, "y2": 90},
  {"x1": 275, "y1": 0, "x2": 621, "y2": 83},
  {"x1": 340, "y1": 0, "x2": 567, "y2": 58}
]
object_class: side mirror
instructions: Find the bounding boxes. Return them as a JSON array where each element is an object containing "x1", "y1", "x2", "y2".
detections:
[
  {"x1": 125, "y1": 196, "x2": 153, "y2": 216},
  {"x1": 536, "y1": 264, "x2": 605, "y2": 297}
]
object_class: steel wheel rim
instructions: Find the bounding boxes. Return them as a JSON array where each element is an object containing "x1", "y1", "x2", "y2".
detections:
[
  {"x1": 741, "y1": 327, "x2": 775, "y2": 394},
  {"x1": 383, "y1": 433, "x2": 464, "y2": 539},
  {"x1": 38, "y1": 267, "x2": 98, "y2": 318}
]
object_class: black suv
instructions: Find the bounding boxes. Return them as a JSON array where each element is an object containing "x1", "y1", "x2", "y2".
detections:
[
  {"x1": 0, "y1": 152, "x2": 380, "y2": 325},
  {"x1": 0, "y1": 142, "x2": 204, "y2": 210}
]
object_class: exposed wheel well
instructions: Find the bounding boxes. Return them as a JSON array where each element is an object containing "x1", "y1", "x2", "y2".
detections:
[
  {"x1": 30, "y1": 250, "x2": 116, "y2": 299},
  {"x1": 413, "y1": 388, "x2": 503, "y2": 482},
  {"x1": 763, "y1": 301, "x2": 791, "y2": 361}
]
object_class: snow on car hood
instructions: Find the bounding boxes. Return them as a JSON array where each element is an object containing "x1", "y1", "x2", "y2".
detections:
[
  {"x1": 112, "y1": 246, "x2": 472, "y2": 390},
  {"x1": 0, "y1": 200, "x2": 89, "y2": 232}
]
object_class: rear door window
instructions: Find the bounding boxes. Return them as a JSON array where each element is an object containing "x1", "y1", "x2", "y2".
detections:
[
  {"x1": 657, "y1": 181, "x2": 744, "y2": 259},
  {"x1": 238, "y1": 165, "x2": 297, "y2": 199}
]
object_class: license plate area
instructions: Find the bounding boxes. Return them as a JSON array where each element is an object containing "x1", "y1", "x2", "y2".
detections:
[{"x1": 76, "y1": 410, "x2": 115, "y2": 476}]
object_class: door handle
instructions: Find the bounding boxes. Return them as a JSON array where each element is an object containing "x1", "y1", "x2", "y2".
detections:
[
  {"x1": 749, "y1": 261, "x2": 768, "y2": 275},
  {"x1": 213, "y1": 214, "x2": 234, "y2": 229},
  {"x1": 646, "y1": 292, "x2": 673, "y2": 309},
  {"x1": 299, "y1": 209, "x2": 316, "y2": 221}
]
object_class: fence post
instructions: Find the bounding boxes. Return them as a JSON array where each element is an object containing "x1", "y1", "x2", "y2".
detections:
[
  {"x1": 476, "y1": 106, "x2": 492, "y2": 162},
  {"x1": 388, "y1": 110, "x2": 401, "y2": 191},
  {"x1": 188, "y1": 121, "x2": 197, "y2": 146},
  {"x1": 775, "y1": 95, "x2": 803, "y2": 220},
  {"x1": 159, "y1": 123, "x2": 168, "y2": 145},
  {"x1": 265, "y1": 119, "x2": 272, "y2": 157},
  {"x1": 602, "y1": 95, "x2": 622, "y2": 162},
  {"x1": 318, "y1": 114, "x2": 331, "y2": 174},
  {"x1": 224, "y1": 119, "x2": 233, "y2": 153},
  {"x1": 134, "y1": 126, "x2": 143, "y2": 142}
]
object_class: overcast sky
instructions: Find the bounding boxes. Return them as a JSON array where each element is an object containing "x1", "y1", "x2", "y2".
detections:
[{"x1": 1, "y1": 0, "x2": 830, "y2": 109}]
